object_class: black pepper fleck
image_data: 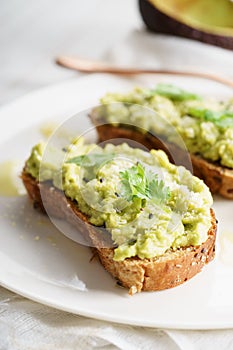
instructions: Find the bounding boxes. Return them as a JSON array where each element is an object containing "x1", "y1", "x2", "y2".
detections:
[{"x1": 149, "y1": 213, "x2": 153, "y2": 219}]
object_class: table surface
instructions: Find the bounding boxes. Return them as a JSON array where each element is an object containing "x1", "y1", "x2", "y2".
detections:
[{"x1": 1, "y1": 0, "x2": 140, "y2": 106}]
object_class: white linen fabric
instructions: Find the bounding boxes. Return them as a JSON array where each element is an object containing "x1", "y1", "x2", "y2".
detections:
[
  {"x1": 1, "y1": 30, "x2": 233, "y2": 350},
  {"x1": 1, "y1": 286, "x2": 233, "y2": 350}
]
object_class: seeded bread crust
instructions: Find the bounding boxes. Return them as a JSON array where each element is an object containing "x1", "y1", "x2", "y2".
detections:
[
  {"x1": 91, "y1": 120, "x2": 233, "y2": 199},
  {"x1": 22, "y1": 171, "x2": 217, "y2": 295}
]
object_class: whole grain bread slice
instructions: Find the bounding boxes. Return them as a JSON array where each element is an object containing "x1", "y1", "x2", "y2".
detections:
[
  {"x1": 22, "y1": 170, "x2": 217, "y2": 295},
  {"x1": 90, "y1": 118, "x2": 233, "y2": 199}
]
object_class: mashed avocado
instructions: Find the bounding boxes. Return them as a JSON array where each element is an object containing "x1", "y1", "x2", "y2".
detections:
[
  {"x1": 26, "y1": 137, "x2": 213, "y2": 261},
  {"x1": 98, "y1": 84, "x2": 233, "y2": 169}
]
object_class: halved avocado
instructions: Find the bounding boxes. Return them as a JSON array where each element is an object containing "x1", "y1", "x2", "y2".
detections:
[{"x1": 139, "y1": 0, "x2": 233, "y2": 50}]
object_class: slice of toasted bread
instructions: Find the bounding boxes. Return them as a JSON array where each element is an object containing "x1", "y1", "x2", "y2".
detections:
[
  {"x1": 91, "y1": 121, "x2": 233, "y2": 199},
  {"x1": 22, "y1": 170, "x2": 217, "y2": 295}
]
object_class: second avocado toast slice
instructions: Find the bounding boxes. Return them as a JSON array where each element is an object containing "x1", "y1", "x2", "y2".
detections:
[{"x1": 90, "y1": 84, "x2": 233, "y2": 198}]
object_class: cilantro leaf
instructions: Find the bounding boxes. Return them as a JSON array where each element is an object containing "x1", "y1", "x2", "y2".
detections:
[
  {"x1": 120, "y1": 163, "x2": 150, "y2": 201},
  {"x1": 150, "y1": 83, "x2": 200, "y2": 101},
  {"x1": 119, "y1": 163, "x2": 170, "y2": 205},
  {"x1": 67, "y1": 153, "x2": 115, "y2": 168},
  {"x1": 148, "y1": 177, "x2": 171, "y2": 204},
  {"x1": 188, "y1": 107, "x2": 233, "y2": 128}
]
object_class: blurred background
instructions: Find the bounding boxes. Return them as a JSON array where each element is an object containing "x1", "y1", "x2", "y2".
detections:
[
  {"x1": 1, "y1": 0, "x2": 233, "y2": 106},
  {"x1": 0, "y1": 0, "x2": 140, "y2": 105}
]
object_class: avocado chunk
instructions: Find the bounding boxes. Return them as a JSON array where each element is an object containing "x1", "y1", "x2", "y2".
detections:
[{"x1": 139, "y1": 0, "x2": 233, "y2": 50}]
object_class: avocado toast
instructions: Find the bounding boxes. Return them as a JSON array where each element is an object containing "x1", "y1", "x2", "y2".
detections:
[
  {"x1": 22, "y1": 137, "x2": 217, "y2": 294},
  {"x1": 90, "y1": 83, "x2": 233, "y2": 198}
]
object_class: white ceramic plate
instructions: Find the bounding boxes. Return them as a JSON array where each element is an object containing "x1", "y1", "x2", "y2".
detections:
[{"x1": 0, "y1": 73, "x2": 233, "y2": 330}]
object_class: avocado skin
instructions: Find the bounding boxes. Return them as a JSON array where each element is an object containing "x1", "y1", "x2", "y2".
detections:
[{"x1": 139, "y1": 0, "x2": 233, "y2": 50}]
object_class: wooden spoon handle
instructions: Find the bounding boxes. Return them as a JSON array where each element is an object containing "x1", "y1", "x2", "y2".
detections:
[{"x1": 56, "y1": 55, "x2": 233, "y2": 89}]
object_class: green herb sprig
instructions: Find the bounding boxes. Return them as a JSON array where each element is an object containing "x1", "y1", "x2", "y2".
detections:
[
  {"x1": 188, "y1": 108, "x2": 233, "y2": 128},
  {"x1": 119, "y1": 162, "x2": 170, "y2": 205},
  {"x1": 67, "y1": 153, "x2": 115, "y2": 168},
  {"x1": 149, "y1": 83, "x2": 201, "y2": 101}
]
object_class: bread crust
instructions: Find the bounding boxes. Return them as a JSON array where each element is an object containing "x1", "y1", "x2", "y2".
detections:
[
  {"x1": 92, "y1": 122, "x2": 233, "y2": 199},
  {"x1": 22, "y1": 171, "x2": 217, "y2": 295}
]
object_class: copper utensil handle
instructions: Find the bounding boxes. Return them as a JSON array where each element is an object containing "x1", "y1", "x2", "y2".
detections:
[{"x1": 56, "y1": 55, "x2": 233, "y2": 89}]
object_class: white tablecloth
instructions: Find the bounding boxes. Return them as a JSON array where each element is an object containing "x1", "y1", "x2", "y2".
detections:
[
  {"x1": 2, "y1": 286, "x2": 233, "y2": 350},
  {"x1": 1, "y1": 1, "x2": 233, "y2": 349}
]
